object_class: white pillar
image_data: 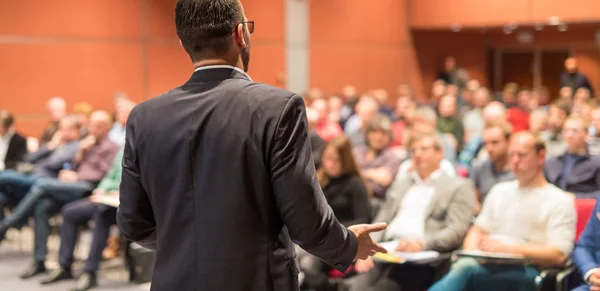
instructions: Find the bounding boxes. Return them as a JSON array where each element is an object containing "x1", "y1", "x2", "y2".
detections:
[{"x1": 285, "y1": 0, "x2": 309, "y2": 94}]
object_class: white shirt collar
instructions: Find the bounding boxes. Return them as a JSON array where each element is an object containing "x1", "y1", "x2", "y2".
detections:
[
  {"x1": 410, "y1": 169, "x2": 441, "y2": 184},
  {"x1": 194, "y1": 65, "x2": 252, "y2": 81},
  {"x1": 0, "y1": 128, "x2": 15, "y2": 141}
]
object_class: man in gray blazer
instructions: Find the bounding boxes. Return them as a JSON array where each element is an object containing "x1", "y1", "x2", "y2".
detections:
[
  {"x1": 117, "y1": 1, "x2": 387, "y2": 291},
  {"x1": 350, "y1": 132, "x2": 476, "y2": 291}
]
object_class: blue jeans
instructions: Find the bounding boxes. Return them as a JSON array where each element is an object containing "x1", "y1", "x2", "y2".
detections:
[
  {"x1": 0, "y1": 177, "x2": 93, "y2": 261},
  {"x1": 0, "y1": 170, "x2": 38, "y2": 221},
  {"x1": 429, "y1": 258, "x2": 540, "y2": 291},
  {"x1": 571, "y1": 284, "x2": 590, "y2": 291}
]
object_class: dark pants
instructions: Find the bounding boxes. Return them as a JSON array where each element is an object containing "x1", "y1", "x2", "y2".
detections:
[
  {"x1": 0, "y1": 177, "x2": 93, "y2": 261},
  {"x1": 348, "y1": 262, "x2": 441, "y2": 291},
  {"x1": 59, "y1": 199, "x2": 117, "y2": 273},
  {"x1": 297, "y1": 249, "x2": 332, "y2": 291},
  {"x1": 0, "y1": 170, "x2": 38, "y2": 221}
]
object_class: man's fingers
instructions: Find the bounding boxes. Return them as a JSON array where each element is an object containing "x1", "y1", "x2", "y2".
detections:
[
  {"x1": 364, "y1": 223, "x2": 388, "y2": 233},
  {"x1": 372, "y1": 241, "x2": 388, "y2": 254}
]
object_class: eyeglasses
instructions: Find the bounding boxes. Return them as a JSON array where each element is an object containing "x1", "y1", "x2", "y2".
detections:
[{"x1": 234, "y1": 21, "x2": 254, "y2": 35}]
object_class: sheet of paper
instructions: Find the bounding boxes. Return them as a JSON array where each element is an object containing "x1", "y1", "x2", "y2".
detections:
[
  {"x1": 377, "y1": 240, "x2": 440, "y2": 262},
  {"x1": 90, "y1": 194, "x2": 120, "y2": 208},
  {"x1": 455, "y1": 250, "x2": 525, "y2": 260}
]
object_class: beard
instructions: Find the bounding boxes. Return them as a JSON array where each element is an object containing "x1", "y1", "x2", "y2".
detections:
[{"x1": 241, "y1": 30, "x2": 251, "y2": 72}]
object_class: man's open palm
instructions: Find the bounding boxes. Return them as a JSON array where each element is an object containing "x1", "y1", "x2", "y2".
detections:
[{"x1": 348, "y1": 223, "x2": 388, "y2": 260}]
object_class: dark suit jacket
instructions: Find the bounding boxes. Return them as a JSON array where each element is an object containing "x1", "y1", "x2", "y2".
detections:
[
  {"x1": 371, "y1": 173, "x2": 476, "y2": 253},
  {"x1": 560, "y1": 71, "x2": 593, "y2": 93},
  {"x1": 117, "y1": 67, "x2": 358, "y2": 291},
  {"x1": 4, "y1": 132, "x2": 27, "y2": 170},
  {"x1": 573, "y1": 199, "x2": 600, "y2": 283},
  {"x1": 544, "y1": 153, "x2": 600, "y2": 198}
]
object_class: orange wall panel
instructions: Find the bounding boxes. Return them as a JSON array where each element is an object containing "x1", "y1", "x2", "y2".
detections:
[
  {"x1": 146, "y1": 43, "x2": 194, "y2": 97},
  {"x1": 246, "y1": 43, "x2": 286, "y2": 87},
  {"x1": 531, "y1": 0, "x2": 600, "y2": 23},
  {"x1": 147, "y1": 0, "x2": 178, "y2": 39},
  {"x1": 573, "y1": 48, "x2": 600, "y2": 96},
  {"x1": 0, "y1": 0, "x2": 142, "y2": 38},
  {"x1": 241, "y1": 0, "x2": 285, "y2": 42}
]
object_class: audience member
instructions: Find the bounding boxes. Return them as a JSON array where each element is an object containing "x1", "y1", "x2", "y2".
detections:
[
  {"x1": 587, "y1": 107, "x2": 600, "y2": 156},
  {"x1": 328, "y1": 96, "x2": 344, "y2": 124},
  {"x1": 437, "y1": 95, "x2": 465, "y2": 151},
  {"x1": 529, "y1": 108, "x2": 548, "y2": 135},
  {"x1": 306, "y1": 107, "x2": 326, "y2": 170},
  {"x1": 572, "y1": 199, "x2": 600, "y2": 291},
  {"x1": 390, "y1": 96, "x2": 415, "y2": 148},
  {"x1": 72, "y1": 102, "x2": 93, "y2": 138},
  {"x1": 437, "y1": 56, "x2": 469, "y2": 90},
  {"x1": 469, "y1": 121, "x2": 514, "y2": 205},
  {"x1": 532, "y1": 87, "x2": 550, "y2": 109},
  {"x1": 108, "y1": 100, "x2": 135, "y2": 146},
  {"x1": 574, "y1": 88, "x2": 592, "y2": 107},
  {"x1": 506, "y1": 88, "x2": 531, "y2": 132},
  {"x1": 351, "y1": 133, "x2": 476, "y2": 291},
  {"x1": 561, "y1": 57, "x2": 594, "y2": 94},
  {"x1": 345, "y1": 95, "x2": 380, "y2": 146},
  {"x1": 298, "y1": 137, "x2": 370, "y2": 291},
  {"x1": 462, "y1": 88, "x2": 490, "y2": 143},
  {"x1": 0, "y1": 111, "x2": 119, "y2": 279},
  {"x1": 0, "y1": 110, "x2": 27, "y2": 171},
  {"x1": 545, "y1": 116, "x2": 600, "y2": 198},
  {"x1": 353, "y1": 114, "x2": 401, "y2": 200},
  {"x1": 0, "y1": 115, "x2": 81, "y2": 222},
  {"x1": 430, "y1": 132, "x2": 576, "y2": 291},
  {"x1": 40, "y1": 97, "x2": 67, "y2": 145},
  {"x1": 500, "y1": 82, "x2": 518, "y2": 108},
  {"x1": 458, "y1": 101, "x2": 506, "y2": 169},
  {"x1": 407, "y1": 106, "x2": 457, "y2": 163},
  {"x1": 40, "y1": 149, "x2": 124, "y2": 290},
  {"x1": 373, "y1": 89, "x2": 393, "y2": 117},
  {"x1": 540, "y1": 101, "x2": 569, "y2": 158},
  {"x1": 339, "y1": 85, "x2": 359, "y2": 127}
]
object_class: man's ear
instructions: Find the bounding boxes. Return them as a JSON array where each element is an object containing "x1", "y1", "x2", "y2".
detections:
[{"x1": 234, "y1": 23, "x2": 247, "y2": 48}]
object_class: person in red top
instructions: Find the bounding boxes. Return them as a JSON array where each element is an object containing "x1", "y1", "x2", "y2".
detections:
[
  {"x1": 507, "y1": 88, "x2": 532, "y2": 132},
  {"x1": 312, "y1": 98, "x2": 343, "y2": 141}
]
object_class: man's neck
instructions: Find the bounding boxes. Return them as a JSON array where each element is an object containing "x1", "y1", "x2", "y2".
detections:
[
  {"x1": 567, "y1": 147, "x2": 587, "y2": 155},
  {"x1": 519, "y1": 171, "x2": 548, "y2": 188},
  {"x1": 492, "y1": 157, "x2": 508, "y2": 171},
  {"x1": 193, "y1": 59, "x2": 240, "y2": 71},
  {"x1": 417, "y1": 168, "x2": 437, "y2": 181}
]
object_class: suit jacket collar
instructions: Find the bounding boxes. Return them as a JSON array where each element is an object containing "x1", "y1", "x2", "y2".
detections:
[{"x1": 187, "y1": 65, "x2": 252, "y2": 84}]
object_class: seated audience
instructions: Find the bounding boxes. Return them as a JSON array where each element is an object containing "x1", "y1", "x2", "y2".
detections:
[
  {"x1": 561, "y1": 57, "x2": 594, "y2": 94},
  {"x1": 0, "y1": 110, "x2": 27, "y2": 171},
  {"x1": 350, "y1": 132, "x2": 476, "y2": 291},
  {"x1": 306, "y1": 107, "x2": 326, "y2": 169},
  {"x1": 545, "y1": 116, "x2": 600, "y2": 198},
  {"x1": 339, "y1": 85, "x2": 359, "y2": 127},
  {"x1": 108, "y1": 100, "x2": 135, "y2": 146},
  {"x1": 506, "y1": 88, "x2": 531, "y2": 132},
  {"x1": 407, "y1": 106, "x2": 456, "y2": 163},
  {"x1": 390, "y1": 95, "x2": 415, "y2": 148},
  {"x1": 574, "y1": 88, "x2": 592, "y2": 107},
  {"x1": 0, "y1": 111, "x2": 119, "y2": 279},
  {"x1": 469, "y1": 121, "x2": 514, "y2": 204},
  {"x1": 72, "y1": 102, "x2": 93, "y2": 138},
  {"x1": 298, "y1": 136, "x2": 369, "y2": 291},
  {"x1": 39, "y1": 149, "x2": 124, "y2": 290},
  {"x1": 345, "y1": 95, "x2": 380, "y2": 146},
  {"x1": 429, "y1": 132, "x2": 576, "y2": 291},
  {"x1": 462, "y1": 87, "x2": 490, "y2": 142},
  {"x1": 353, "y1": 114, "x2": 401, "y2": 200},
  {"x1": 458, "y1": 101, "x2": 506, "y2": 169},
  {"x1": 540, "y1": 101, "x2": 569, "y2": 159},
  {"x1": 529, "y1": 108, "x2": 548, "y2": 135},
  {"x1": 588, "y1": 107, "x2": 600, "y2": 156},
  {"x1": 499, "y1": 82, "x2": 518, "y2": 108},
  {"x1": 436, "y1": 95, "x2": 465, "y2": 151},
  {"x1": 0, "y1": 115, "x2": 81, "y2": 222},
  {"x1": 572, "y1": 199, "x2": 600, "y2": 291},
  {"x1": 40, "y1": 97, "x2": 67, "y2": 145}
]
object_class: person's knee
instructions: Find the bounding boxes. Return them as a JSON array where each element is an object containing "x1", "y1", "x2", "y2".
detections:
[
  {"x1": 298, "y1": 254, "x2": 322, "y2": 274},
  {"x1": 449, "y1": 257, "x2": 482, "y2": 276}
]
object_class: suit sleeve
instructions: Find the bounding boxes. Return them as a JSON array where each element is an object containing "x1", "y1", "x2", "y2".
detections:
[
  {"x1": 573, "y1": 199, "x2": 600, "y2": 281},
  {"x1": 269, "y1": 94, "x2": 357, "y2": 272},
  {"x1": 117, "y1": 107, "x2": 157, "y2": 250},
  {"x1": 423, "y1": 180, "x2": 476, "y2": 252}
]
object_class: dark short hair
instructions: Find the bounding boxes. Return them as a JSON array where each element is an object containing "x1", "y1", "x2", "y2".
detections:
[
  {"x1": 484, "y1": 120, "x2": 513, "y2": 140},
  {"x1": 0, "y1": 110, "x2": 14, "y2": 129},
  {"x1": 175, "y1": 0, "x2": 244, "y2": 60}
]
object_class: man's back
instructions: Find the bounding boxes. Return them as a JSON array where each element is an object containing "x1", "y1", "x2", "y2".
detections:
[{"x1": 118, "y1": 68, "x2": 357, "y2": 291}]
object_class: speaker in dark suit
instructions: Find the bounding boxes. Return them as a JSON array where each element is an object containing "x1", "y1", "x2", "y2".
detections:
[
  {"x1": 0, "y1": 110, "x2": 27, "y2": 171},
  {"x1": 117, "y1": 1, "x2": 387, "y2": 291}
]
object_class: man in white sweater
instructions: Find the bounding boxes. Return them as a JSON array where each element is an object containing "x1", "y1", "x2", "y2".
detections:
[{"x1": 430, "y1": 131, "x2": 576, "y2": 291}]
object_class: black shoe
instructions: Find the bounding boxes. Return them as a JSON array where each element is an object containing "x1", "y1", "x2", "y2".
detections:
[
  {"x1": 19, "y1": 261, "x2": 46, "y2": 279},
  {"x1": 72, "y1": 272, "x2": 97, "y2": 291},
  {"x1": 39, "y1": 267, "x2": 73, "y2": 284}
]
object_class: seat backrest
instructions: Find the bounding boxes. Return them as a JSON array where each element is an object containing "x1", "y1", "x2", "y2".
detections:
[{"x1": 575, "y1": 198, "x2": 596, "y2": 241}]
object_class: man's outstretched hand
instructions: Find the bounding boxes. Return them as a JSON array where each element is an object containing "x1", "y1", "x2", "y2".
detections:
[{"x1": 348, "y1": 223, "x2": 388, "y2": 260}]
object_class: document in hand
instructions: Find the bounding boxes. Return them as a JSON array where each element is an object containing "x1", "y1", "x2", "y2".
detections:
[
  {"x1": 90, "y1": 194, "x2": 120, "y2": 208},
  {"x1": 454, "y1": 250, "x2": 525, "y2": 264},
  {"x1": 373, "y1": 240, "x2": 440, "y2": 264}
]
